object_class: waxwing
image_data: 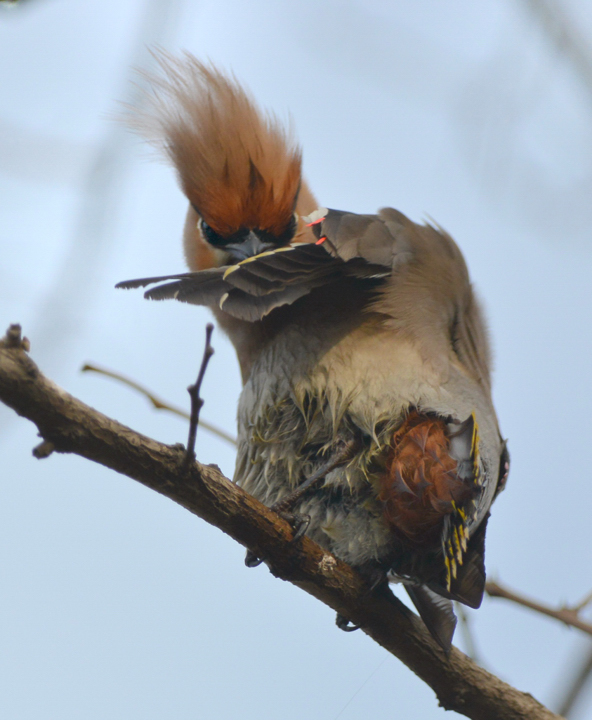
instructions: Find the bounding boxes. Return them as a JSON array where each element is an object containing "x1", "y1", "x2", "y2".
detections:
[{"x1": 118, "y1": 52, "x2": 509, "y2": 650}]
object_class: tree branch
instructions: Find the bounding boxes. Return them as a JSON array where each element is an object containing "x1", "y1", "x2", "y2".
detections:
[
  {"x1": 486, "y1": 580, "x2": 592, "y2": 637},
  {"x1": 0, "y1": 324, "x2": 561, "y2": 720}
]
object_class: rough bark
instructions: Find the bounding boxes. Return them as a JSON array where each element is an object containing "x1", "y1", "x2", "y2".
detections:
[{"x1": 0, "y1": 324, "x2": 562, "y2": 720}]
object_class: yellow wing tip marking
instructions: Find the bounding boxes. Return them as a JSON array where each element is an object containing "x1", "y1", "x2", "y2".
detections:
[
  {"x1": 453, "y1": 527, "x2": 463, "y2": 564},
  {"x1": 223, "y1": 265, "x2": 240, "y2": 280},
  {"x1": 470, "y1": 411, "x2": 482, "y2": 485},
  {"x1": 470, "y1": 412, "x2": 480, "y2": 455},
  {"x1": 461, "y1": 526, "x2": 468, "y2": 552},
  {"x1": 238, "y1": 247, "x2": 294, "y2": 266},
  {"x1": 444, "y1": 556, "x2": 452, "y2": 591}
]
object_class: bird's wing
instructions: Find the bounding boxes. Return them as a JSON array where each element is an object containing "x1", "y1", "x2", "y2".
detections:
[
  {"x1": 116, "y1": 208, "x2": 414, "y2": 321},
  {"x1": 116, "y1": 206, "x2": 492, "y2": 391}
]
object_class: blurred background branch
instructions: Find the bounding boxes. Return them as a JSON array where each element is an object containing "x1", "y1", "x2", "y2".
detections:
[
  {"x1": 81, "y1": 362, "x2": 237, "y2": 447},
  {"x1": 486, "y1": 580, "x2": 592, "y2": 637},
  {"x1": 522, "y1": 0, "x2": 592, "y2": 100}
]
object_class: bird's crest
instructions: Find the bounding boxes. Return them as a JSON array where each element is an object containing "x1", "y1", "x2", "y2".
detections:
[{"x1": 129, "y1": 51, "x2": 303, "y2": 238}]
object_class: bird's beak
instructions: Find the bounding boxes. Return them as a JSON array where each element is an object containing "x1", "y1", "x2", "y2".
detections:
[{"x1": 225, "y1": 231, "x2": 276, "y2": 261}]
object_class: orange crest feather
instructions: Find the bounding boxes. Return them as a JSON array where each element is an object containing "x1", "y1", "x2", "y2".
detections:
[{"x1": 130, "y1": 51, "x2": 305, "y2": 238}]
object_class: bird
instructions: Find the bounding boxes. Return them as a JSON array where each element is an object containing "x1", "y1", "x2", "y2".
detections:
[{"x1": 118, "y1": 52, "x2": 509, "y2": 650}]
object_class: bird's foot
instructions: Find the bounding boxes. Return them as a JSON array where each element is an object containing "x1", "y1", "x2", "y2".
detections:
[
  {"x1": 244, "y1": 510, "x2": 311, "y2": 568},
  {"x1": 244, "y1": 549, "x2": 264, "y2": 568},
  {"x1": 272, "y1": 508, "x2": 311, "y2": 543},
  {"x1": 336, "y1": 613, "x2": 360, "y2": 632}
]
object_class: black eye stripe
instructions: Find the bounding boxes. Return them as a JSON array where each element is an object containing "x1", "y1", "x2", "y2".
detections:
[
  {"x1": 275, "y1": 214, "x2": 297, "y2": 245},
  {"x1": 200, "y1": 217, "x2": 298, "y2": 249},
  {"x1": 200, "y1": 220, "x2": 241, "y2": 248}
]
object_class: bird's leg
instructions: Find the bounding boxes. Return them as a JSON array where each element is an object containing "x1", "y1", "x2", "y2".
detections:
[
  {"x1": 272, "y1": 438, "x2": 358, "y2": 517},
  {"x1": 271, "y1": 437, "x2": 359, "y2": 541},
  {"x1": 244, "y1": 438, "x2": 358, "y2": 568}
]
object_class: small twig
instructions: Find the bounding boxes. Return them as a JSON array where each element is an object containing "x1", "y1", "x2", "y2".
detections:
[
  {"x1": 32, "y1": 439, "x2": 55, "y2": 459},
  {"x1": 183, "y1": 324, "x2": 215, "y2": 469},
  {"x1": 486, "y1": 580, "x2": 592, "y2": 637},
  {"x1": 81, "y1": 362, "x2": 236, "y2": 447},
  {"x1": 573, "y1": 590, "x2": 592, "y2": 614},
  {"x1": 2, "y1": 324, "x2": 30, "y2": 351}
]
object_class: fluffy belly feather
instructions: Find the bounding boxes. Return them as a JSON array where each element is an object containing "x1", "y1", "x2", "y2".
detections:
[{"x1": 234, "y1": 320, "x2": 473, "y2": 567}]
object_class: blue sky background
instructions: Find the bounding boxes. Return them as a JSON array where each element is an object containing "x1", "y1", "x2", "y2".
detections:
[{"x1": 1, "y1": 0, "x2": 592, "y2": 717}]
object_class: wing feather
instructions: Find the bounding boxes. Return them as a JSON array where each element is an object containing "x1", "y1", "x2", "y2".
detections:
[{"x1": 116, "y1": 207, "x2": 426, "y2": 320}]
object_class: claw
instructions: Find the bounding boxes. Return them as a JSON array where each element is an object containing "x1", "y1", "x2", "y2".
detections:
[
  {"x1": 244, "y1": 549, "x2": 264, "y2": 567},
  {"x1": 336, "y1": 613, "x2": 360, "y2": 632},
  {"x1": 244, "y1": 510, "x2": 310, "y2": 570},
  {"x1": 276, "y1": 510, "x2": 311, "y2": 543}
]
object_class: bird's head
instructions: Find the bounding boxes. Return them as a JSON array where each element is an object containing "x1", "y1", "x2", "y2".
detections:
[{"x1": 130, "y1": 51, "x2": 317, "y2": 270}]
